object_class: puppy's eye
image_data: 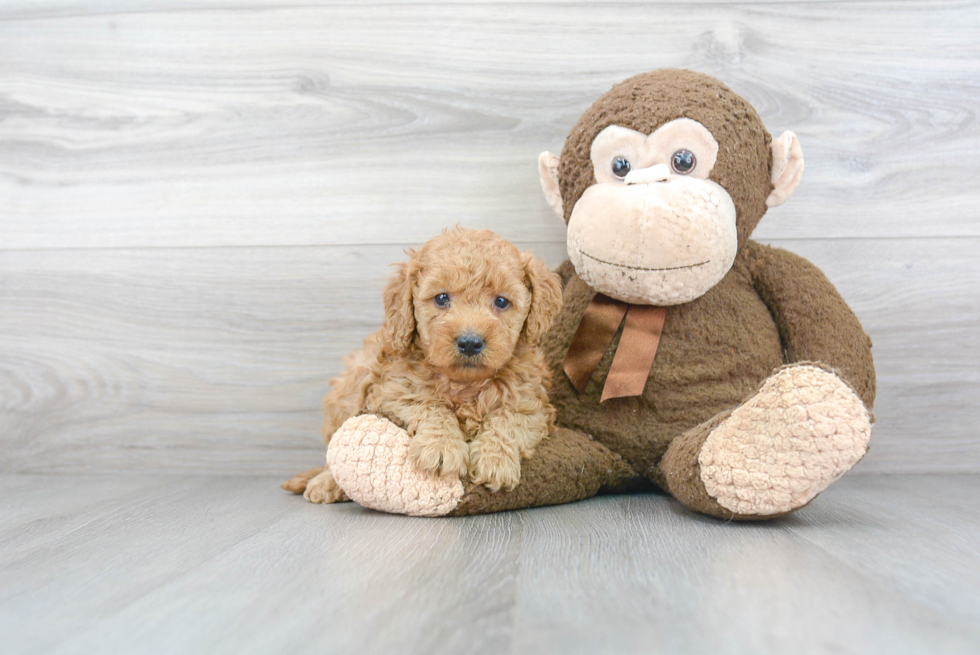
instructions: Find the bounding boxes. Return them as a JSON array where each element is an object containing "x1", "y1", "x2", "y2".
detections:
[
  {"x1": 434, "y1": 293, "x2": 450, "y2": 308},
  {"x1": 494, "y1": 296, "x2": 510, "y2": 310},
  {"x1": 611, "y1": 156, "x2": 631, "y2": 178}
]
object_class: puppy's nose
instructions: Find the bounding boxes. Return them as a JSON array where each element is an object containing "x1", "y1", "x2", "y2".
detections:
[{"x1": 456, "y1": 333, "x2": 485, "y2": 357}]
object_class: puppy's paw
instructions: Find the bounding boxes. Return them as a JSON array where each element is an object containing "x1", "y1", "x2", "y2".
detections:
[
  {"x1": 281, "y1": 466, "x2": 325, "y2": 494},
  {"x1": 303, "y1": 470, "x2": 350, "y2": 504},
  {"x1": 469, "y1": 437, "x2": 521, "y2": 492},
  {"x1": 408, "y1": 432, "x2": 469, "y2": 479}
]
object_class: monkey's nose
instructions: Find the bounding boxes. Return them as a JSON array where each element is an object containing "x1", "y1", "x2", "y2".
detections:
[
  {"x1": 624, "y1": 164, "x2": 670, "y2": 185},
  {"x1": 456, "y1": 333, "x2": 485, "y2": 357}
]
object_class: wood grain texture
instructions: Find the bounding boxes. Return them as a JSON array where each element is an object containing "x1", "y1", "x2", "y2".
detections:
[
  {"x1": 1, "y1": 238, "x2": 976, "y2": 475},
  {"x1": 0, "y1": 1, "x2": 977, "y2": 476},
  {"x1": 1, "y1": 474, "x2": 978, "y2": 655},
  {"x1": 0, "y1": 0, "x2": 887, "y2": 20},
  {"x1": 1, "y1": 1, "x2": 978, "y2": 249}
]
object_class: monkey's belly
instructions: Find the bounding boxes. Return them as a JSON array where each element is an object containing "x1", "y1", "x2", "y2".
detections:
[{"x1": 549, "y1": 275, "x2": 784, "y2": 475}]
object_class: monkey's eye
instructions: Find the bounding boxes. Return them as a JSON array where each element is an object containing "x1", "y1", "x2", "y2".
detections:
[
  {"x1": 670, "y1": 149, "x2": 697, "y2": 175},
  {"x1": 611, "y1": 156, "x2": 631, "y2": 178},
  {"x1": 494, "y1": 296, "x2": 510, "y2": 310},
  {"x1": 434, "y1": 293, "x2": 450, "y2": 308}
]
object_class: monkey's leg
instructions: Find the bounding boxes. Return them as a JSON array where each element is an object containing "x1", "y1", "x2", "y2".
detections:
[
  {"x1": 654, "y1": 363, "x2": 871, "y2": 520},
  {"x1": 327, "y1": 415, "x2": 635, "y2": 517}
]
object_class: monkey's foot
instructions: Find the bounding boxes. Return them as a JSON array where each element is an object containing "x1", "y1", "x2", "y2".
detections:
[
  {"x1": 698, "y1": 364, "x2": 872, "y2": 516},
  {"x1": 327, "y1": 415, "x2": 465, "y2": 517}
]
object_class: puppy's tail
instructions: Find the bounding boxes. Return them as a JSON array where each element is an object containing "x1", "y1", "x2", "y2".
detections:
[{"x1": 281, "y1": 466, "x2": 325, "y2": 494}]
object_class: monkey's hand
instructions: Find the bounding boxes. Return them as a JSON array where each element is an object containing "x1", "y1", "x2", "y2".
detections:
[{"x1": 747, "y1": 241, "x2": 876, "y2": 410}]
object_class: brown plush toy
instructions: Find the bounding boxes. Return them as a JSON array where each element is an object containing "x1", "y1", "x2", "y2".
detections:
[{"x1": 323, "y1": 69, "x2": 875, "y2": 519}]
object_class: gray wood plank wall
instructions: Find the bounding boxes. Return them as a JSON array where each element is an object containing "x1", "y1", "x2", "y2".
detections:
[{"x1": 2, "y1": 1, "x2": 978, "y2": 475}]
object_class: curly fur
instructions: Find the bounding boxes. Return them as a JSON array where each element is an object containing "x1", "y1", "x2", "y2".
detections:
[{"x1": 282, "y1": 227, "x2": 564, "y2": 502}]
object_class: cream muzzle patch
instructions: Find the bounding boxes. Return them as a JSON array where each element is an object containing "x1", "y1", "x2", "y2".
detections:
[{"x1": 567, "y1": 175, "x2": 737, "y2": 305}]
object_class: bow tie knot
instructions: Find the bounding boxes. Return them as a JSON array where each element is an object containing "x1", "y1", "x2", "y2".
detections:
[{"x1": 563, "y1": 294, "x2": 667, "y2": 402}]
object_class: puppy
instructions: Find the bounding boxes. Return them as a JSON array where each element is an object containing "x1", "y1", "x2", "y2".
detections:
[{"x1": 283, "y1": 228, "x2": 564, "y2": 503}]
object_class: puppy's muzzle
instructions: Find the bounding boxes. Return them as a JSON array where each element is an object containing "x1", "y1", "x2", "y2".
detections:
[{"x1": 456, "y1": 333, "x2": 485, "y2": 357}]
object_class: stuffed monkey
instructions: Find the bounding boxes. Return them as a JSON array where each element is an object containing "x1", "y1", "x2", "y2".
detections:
[{"x1": 321, "y1": 69, "x2": 876, "y2": 519}]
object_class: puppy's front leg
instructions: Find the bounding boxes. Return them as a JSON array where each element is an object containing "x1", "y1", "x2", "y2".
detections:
[
  {"x1": 469, "y1": 409, "x2": 551, "y2": 492},
  {"x1": 407, "y1": 406, "x2": 469, "y2": 479}
]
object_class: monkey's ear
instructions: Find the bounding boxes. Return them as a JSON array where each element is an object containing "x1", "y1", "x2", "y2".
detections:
[
  {"x1": 520, "y1": 252, "x2": 564, "y2": 348},
  {"x1": 538, "y1": 151, "x2": 564, "y2": 218},
  {"x1": 380, "y1": 256, "x2": 418, "y2": 354},
  {"x1": 767, "y1": 131, "x2": 804, "y2": 208}
]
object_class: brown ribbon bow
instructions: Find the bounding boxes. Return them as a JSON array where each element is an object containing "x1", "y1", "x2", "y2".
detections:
[{"x1": 563, "y1": 294, "x2": 667, "y2": 402}]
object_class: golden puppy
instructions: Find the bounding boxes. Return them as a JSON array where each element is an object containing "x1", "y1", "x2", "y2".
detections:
[{"x1": 283, "y1": 228, "x2": 563, "y2": 503}]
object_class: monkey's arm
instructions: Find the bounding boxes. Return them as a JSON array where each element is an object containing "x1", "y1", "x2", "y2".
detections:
[
  {"x1": 554, "y1": 259, "x2": 577, "y2": 288},
  {"x1": 745, "y1": 240, "x2": 876, "y2": 409}
]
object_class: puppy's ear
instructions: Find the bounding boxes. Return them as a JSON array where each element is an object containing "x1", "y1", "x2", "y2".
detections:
[
  {"x1": 520, "y1": 252, "x2": 563, "y2": 348},
  {"x1": 381, "y1": 252, "x2": 419, "y2": 354}
]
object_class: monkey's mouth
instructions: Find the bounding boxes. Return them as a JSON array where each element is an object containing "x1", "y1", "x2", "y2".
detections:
[{"x1": 580, "y1": 251, "x2": 709, "y2": 272}]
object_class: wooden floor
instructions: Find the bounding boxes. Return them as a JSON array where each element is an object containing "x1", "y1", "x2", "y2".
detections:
[{"x1": 2, "y1": 474, "x2": 978, "y2": 655}]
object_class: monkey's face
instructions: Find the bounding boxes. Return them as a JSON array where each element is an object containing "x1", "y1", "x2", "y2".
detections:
[
  {"x1": 537, "y1": 69, "x2": 804, "y2": 307},
  {"x1": 567, "y1": 119, "x2": 737, "y2": 305}
]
